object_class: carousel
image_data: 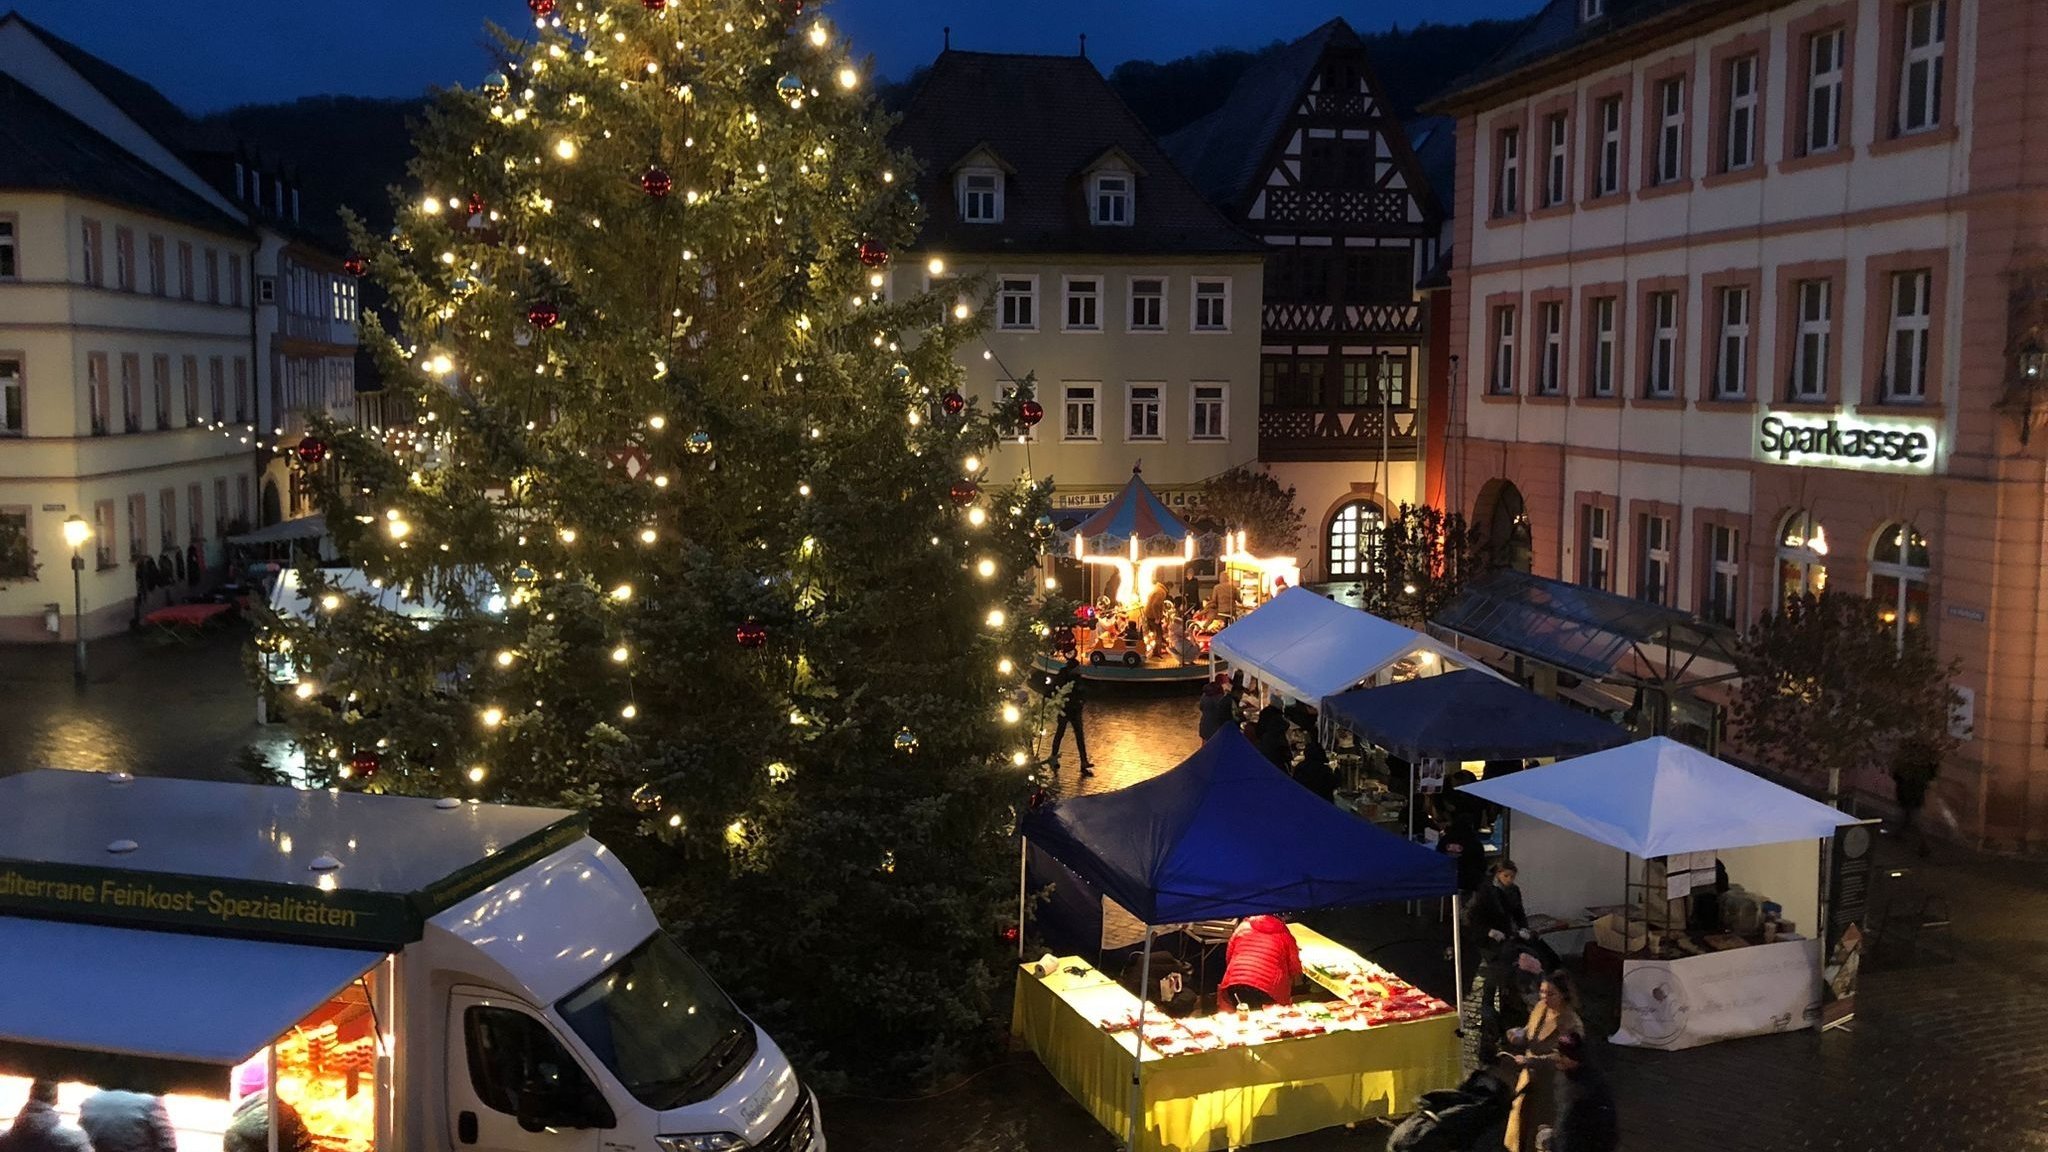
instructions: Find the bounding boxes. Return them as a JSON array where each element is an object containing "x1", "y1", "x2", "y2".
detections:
[{"x1": 1042, "y1": 467, "x2": 1223, "y2": 683}]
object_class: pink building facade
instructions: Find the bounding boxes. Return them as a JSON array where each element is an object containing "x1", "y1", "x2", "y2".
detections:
[{"x1": 1437, "y1": 0, "x2": 2048, "y2": 848}]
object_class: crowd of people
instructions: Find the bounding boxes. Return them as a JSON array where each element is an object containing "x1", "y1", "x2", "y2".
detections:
[{"x1": 2, "y1": 1075, "x2": 308, "y2": 1152}]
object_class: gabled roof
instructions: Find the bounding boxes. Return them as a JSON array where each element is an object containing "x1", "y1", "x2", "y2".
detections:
[
  {"x1": 4, "y1": 11, "x2": 209, "y2": 156},
  {"x1": 1160, "y1": 18, "x2": 1353, "y2": 211},
  {"x1": 0, "y1": 72, "x2": 247, "y2": 236},
  {"x1": 1430, "y1": 0, "x2": 1724, "y2": 114},
  {"x1": 890, "y1": 50, "x2": 1260, "y2": 257}
]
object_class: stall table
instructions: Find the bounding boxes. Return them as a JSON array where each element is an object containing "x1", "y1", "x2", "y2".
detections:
[{"x1": 1012, "y1": 925, "x2": 1457, "y2": 1152}]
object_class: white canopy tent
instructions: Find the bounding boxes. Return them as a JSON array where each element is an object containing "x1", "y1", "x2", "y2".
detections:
[
  {"x1": 1207, "y1": 586, "x2": 1500, "y2": 704},
  {"x1": 1461, "y1": 737, "x2": 1858, "y2": 1050}
]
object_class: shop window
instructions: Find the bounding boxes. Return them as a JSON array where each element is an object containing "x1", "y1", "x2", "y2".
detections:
[
  {"x1": 1776, "y1": 509, "x2": 1829, "y2": 609},
  {"x1": 1870, "y1": 521, "x2": 1931, "y2": 645},
  {"x1": 1326, "y1": 501, "x2": 1385, "y2": 580}
]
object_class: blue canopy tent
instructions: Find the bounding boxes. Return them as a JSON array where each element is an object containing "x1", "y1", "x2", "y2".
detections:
[
  {"x1": 1318, "y1": 669, "x2": 1631, "y2": 765},
  {"x1": 1017, "y1": 726, "x2": 1458, "y2": 1147}
]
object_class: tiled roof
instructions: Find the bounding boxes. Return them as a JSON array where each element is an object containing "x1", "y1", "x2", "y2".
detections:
[
  {"x1": 1160, "y1": 19, "x2": 1354, "y2": 212},
  {"x1": 6, "y1": 12, "x2": 214, "y2": 155},
  {"x1": 1431, "y1": 0, "x2": 1722, "y2": 111},
  {"x1": 0, "y1": 72, "x2": 247, "y2": 236},
  {"x1": 889, "y1": 50, "x2": 1261, "y2": 257}
]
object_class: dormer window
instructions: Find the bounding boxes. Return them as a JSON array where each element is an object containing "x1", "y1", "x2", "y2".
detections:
[
  {"x1": 958, "y1": 169, "x2": 1002, "y2": 223},
  {"x1": 1092, "y1": 173, "x2": 1132, "y2": 226},
  {"x1": 1581, "y1": 0, "x2": 1605, "y2": 21}
]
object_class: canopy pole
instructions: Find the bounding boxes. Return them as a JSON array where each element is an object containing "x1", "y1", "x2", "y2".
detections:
[
  {"x1": 1451, "y1": 889, "x2": 1467, "y2": 1024},
  {"x1": 1126, "y1": 927, "x2": 1156, "y2": 1152},
  {"x1": 267, "y1": 1041, "x2": 280, "y2": 1152},
  {"x1": 1017, "y1": 835, "x2": 1030, "y2": 960}
]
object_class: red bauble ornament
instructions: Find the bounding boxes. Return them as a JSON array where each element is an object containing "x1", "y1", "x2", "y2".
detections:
[
  {"x1": 528, "y1": 0, "x2": 555, "y2": 15},
  {"x1": 640, "y1": 166, "x2": 673, "y2": 198},
  {"x1": 467, "y1": 192, "x2": 487, "y2": 217},
  {"x1": 735, "y1": 621, "x2": 768, "y2": 648},
  {"x1": 642, "y1": 0, "x2": 667, "y2": 7},
  {"x1": 526, "y1": 301, "x2": 560, "y2": 329},
  {"x1": 1018, "y1": 399, "x2": 1045, "y2": 427},
  {"x1": 941, "y1": 390, "x2": 966, "y2": 416},
  {"x1": 1000, "y1": 924, "x2": 1021, "y2": 944},
  {"x1": 856, "y1": 237, "x2": 890, "y2": 268},
  {"x1": 949, "y1": 479, "x2": 980, "y2": 507},
  {"x1": 295, "y1": 437, "x2": 329, "y2": 466},
  {"x1": 342, "y1": 254, "x2": 367, "y2": 277},
  {"x1": 778, "y1": 0, "x2": 805, "y2": 22},
  {"x1": 349, "y1": 751, "x2": 380, "y2": 780},
  {"x1": 1027, "y1": 789, "x2": 1050, "y2": 811}
]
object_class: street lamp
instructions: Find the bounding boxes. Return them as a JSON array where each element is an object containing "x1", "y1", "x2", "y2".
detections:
[{"x1": 62, "y1": 515, "x2": 90, "y2": 686}]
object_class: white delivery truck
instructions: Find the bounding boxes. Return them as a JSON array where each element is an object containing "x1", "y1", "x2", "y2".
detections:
[{"x1": 0, "y1": 770, "x2": 822, "y2": 1152}]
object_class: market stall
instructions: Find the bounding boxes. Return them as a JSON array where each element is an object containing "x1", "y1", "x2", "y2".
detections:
[
  {"x1": 1207, "y1": 587, "x2": 1499, "y2": 708},
  {"x1": 1460, "y1": 737, "x2": 1858, "y2": 1051},
  {"x1": 1213, "y1": 530, "x2": 1300, "y2": 613},
  {"x1": 1015, "y1": 728, "x2": 1462, "y2": 1152}
]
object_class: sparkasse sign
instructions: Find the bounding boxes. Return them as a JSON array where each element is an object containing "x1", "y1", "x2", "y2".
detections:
[{"x1": 1755, "y1": 411, "x2": 1939, "y2": 474}]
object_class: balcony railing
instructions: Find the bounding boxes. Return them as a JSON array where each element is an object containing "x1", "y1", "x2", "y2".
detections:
[{"x1": 1258, "y1": 406, "x2": 1420, "y2": 462}]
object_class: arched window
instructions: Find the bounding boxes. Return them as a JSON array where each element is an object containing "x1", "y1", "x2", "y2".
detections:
[
  {"x1": 1869, "y1": 522, "x2": 1931, "y2": 643},
  {"x1": 1326, "y1": 501, "x2": 1386, "y2": 580},
  {"x1": 1776, "y1": 509, "x2": 1829, "y2": 609}
]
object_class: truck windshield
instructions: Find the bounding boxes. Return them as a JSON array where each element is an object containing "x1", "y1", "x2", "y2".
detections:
[{"x1": 556, "y1": 931, "x2": 757, "y2": 1110}]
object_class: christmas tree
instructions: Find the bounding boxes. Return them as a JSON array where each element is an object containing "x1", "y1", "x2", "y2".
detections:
[{"x1": 266, "y1": 0, "x2": 1055, "y2": 1090}]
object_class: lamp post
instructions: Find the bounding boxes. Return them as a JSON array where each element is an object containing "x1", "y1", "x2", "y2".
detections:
[{"x1": 62, "y1": 515, "x2": 90, "y2": 687}]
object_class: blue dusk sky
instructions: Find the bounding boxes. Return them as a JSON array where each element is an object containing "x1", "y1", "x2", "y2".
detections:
[{"x1": 5, "y1": 0, "x2": 1540, "y2": 113}]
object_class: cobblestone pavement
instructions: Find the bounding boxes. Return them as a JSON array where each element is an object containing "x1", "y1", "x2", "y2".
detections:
[{"x1": 833, "y1": 682, "x2": 2048, "y2": 1152}]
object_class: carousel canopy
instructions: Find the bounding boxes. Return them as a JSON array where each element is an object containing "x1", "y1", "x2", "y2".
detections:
[
  {"x1": 1019, "y1": 726, "x2": 1454, "y2": 925},
  {"x1": 1210, "y1": 587, "x2": 1493, "y2": 704},
  {"x1": 1319, "y1": 669, "x2": 1630, "y2": 764},
  {"x1": 1459, "y1": 736, "x2": 1859, "y2": 857},
  {"x1": 1067, "y1": 465, "x2": 1195, "y2": 550}
]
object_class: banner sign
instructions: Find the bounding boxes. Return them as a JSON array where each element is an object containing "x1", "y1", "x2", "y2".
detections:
[
  {"x1": 1822, "y1": 820, "x2": 1879, "y2": 1029},
  {"x1": 0, "y1": 860, "x2": 419, "y2": 949},
  {"x1": 1612, "y1": 939, "x2": 1821, "y2": 1050},
  {"x1": 1755, "y1": 411, "x2": 1939, "y2": 474}
]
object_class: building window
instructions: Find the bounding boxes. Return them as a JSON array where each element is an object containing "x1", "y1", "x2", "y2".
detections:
[
  {"x1": 1192, "y1": 278, "x2": 1230, "y2": 331},
  {"x1": 1263, "y1": 359, "x2": 1326, "y2": 408},
  {"x1": 1542, "y1": 114, "x2": 1569, "y2": 207},
  {"x1": 126, "y1": 493, "x2": 147, "y2": 562},
  {"x1": 1898, "y1": 0, "x2": 1947, "y2": 135},
  {"x1": 1713, "y1": 286, "x2": 1751, "y2": 399},
  {"x1": 1883, "y1": 270, "x2": 1933, "y2": 402},
  {"x1": 182, "y1": 356, "x2": 200, "y2": 426},
  {"x1": 229, "y1": 254, "x2": 244, "y2": 307},
  {"x1": 1724, "y1": 54, "x2": 1759, "y2": 172},
  {"x1": 80, "y1": 218, "x2": 104, "y2": 286},
  {"x1": 1869, "y1": 522, "x2": 1931, "y2": 644},
  {"x1": 1637, "y1": 514, "x2": 1673, "y2": 604},
  {"x1": 158, "y1": 489, "x2": 176, "y2": 552},
  {"x1": 1342, "y1": 356, "x2": 1409, "y2": 408},
  {"x1": 995, "y1": 276, "x2": 1036, "y2": 331},
  {"x1": 0, "y1": 507, "x2": 29, "y2": 579},
  {"x1": 152, "y1": 355, "x2": 171, "y2": 430},
  {"x1": 1063, "y1": 277, "x2": 1101, "y2": 331},
  {"x1": 87, "y1": 353, "x2": 109, "y2": 436},
  {"x1": 233, "y1": 357, "x2": 249, "y2": 423},
  {"x1": 1581, "y1": 505, "x2": 1612, "y2": 591},
  {"x1": 177, "y1": 242, "x2": 194, "y2": 300},
  {"x1": 1536, "y1": 301, "x2": 1564, "y2": 395},
  {"x1": 1644, "y1": 290, "x2": 1679, "y2": 398},
  {"x1": 1327, "y1": 501, "x2": 1385, "y2": 580},
  {"x1": 1595, "y1": 97, "x2": 1623, "y2": 197},
  {"x1": 214, "y1": 479, "x2": 229, "y2": 538},
  {"x1": 0, "y1": 217, "x2": 15, "y2": 279},
  {"x1": 1493, "y1": 126, "x2": 1521, "y2": 217},
  {"x1": 1581, "y1": 0, "x2": 1605, "y2": 21},
  {"x1": 1653, "y1": 77, "x2": 1687, "y2": 185},
  {"x1": 1490, "y1": 305, "x2": 1517, "y2": 395},
  {"x1": 0, "y1": 357, "x2": 20, "y2": 435},
  {"x1": 120, "y1": 354, "x2": 141, "y2": 433},
  {"x1": 1128, "y1": 277, "x2": 1165, "y2": 331},
  {"x1": 1705, "y1": 523, "x2": 1742, "y2": 627},
  {"x1": 332, "y1": 279, "x2": 358, "y2": 323},
  {"x1": 209, "y1": 357, "x2": 226, "y2": 423},
  {"x1": 1092, "y1": 173, "x2": 1132, "y2": 226},
  {"x1": 146, "y1": 234, "x2": 165, "y2": 294},
  {"x1": 114, "y1": 227, "x2": 135, "y2": 291},
  {"x1": 1588, "y1": 296, "x2": 1617, "y2": 397},
  {"x1": 1344, "y1": 249, "x2": 1413, "y2": 304},
  {"x1": 1804, "y1": 29, "x2": 1847, "y2": 154},
  {"x1": 236, "y1": 475, "x2": 250, "y2": 525},
  {"x1": 958, "y1": 169, "x2": 1001, "y2": 223},
  {"x1": 1126, "y1": 384, "x2": 1162, "y2": 441},
  {"x1": 1791, "y1": 279, "x2": 1833, "y2": 400},
  {"x1": 1776, "y1": 509, "x2": 1829, "y2": 609},
  {"x1": 92, "y1": 500, "x2": 114, "y2": 569},
  {"x1": 1062, "y1": 384, "x2": 1098, "y2": 441},
  {"x1": 187, "y1": 483, "x2": 203, "y2": 543},
  {"x1": 1191, "y1": 384, "x2": 1227, "y2": 440}
]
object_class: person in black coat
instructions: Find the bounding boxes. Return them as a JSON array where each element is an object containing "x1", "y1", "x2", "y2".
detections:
[
  {"x1": 76, "y1": 1090, "x2": 176, "y2": 1152},
  {"x1": 4, "y1": 1080, "x2": 91, "y2": 1152},
  {"x1": 1470, "y1": 859, "x2": 1531, "y2": 946},
  {"x1": 1547, "y1": 1032, "x2": 1619, "y2": 1152},
  {"x1": 1292, "y1": 741, "x2": 1338, "y2": 803},
  {"x1": 1254, "y1": 704, "x2": 1291, "y2": 772},
  {"x1": 1438, "y1": 816, "x2": 1489, "y2": 896},
  {"x1": 1197, "y1": 677, "x2": 1235, "y2": 741},
  {"x1": 1045, "y1": 656, "x2": 1095, "y2": 777}
]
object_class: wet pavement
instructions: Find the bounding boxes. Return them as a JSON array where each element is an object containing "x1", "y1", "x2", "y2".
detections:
[{"x1": 7, "y1": 637, "x2": 2048, "y2": 1150}]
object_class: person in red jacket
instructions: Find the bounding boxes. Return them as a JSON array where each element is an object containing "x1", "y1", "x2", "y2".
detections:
[{"x1": 1220, "y1": 914, "x2": 1303, "y2": 1009}]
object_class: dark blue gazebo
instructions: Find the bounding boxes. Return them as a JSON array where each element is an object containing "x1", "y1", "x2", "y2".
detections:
[{"x1": 1318, "y1": 669, "x2": 1631, "y2": 765}]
